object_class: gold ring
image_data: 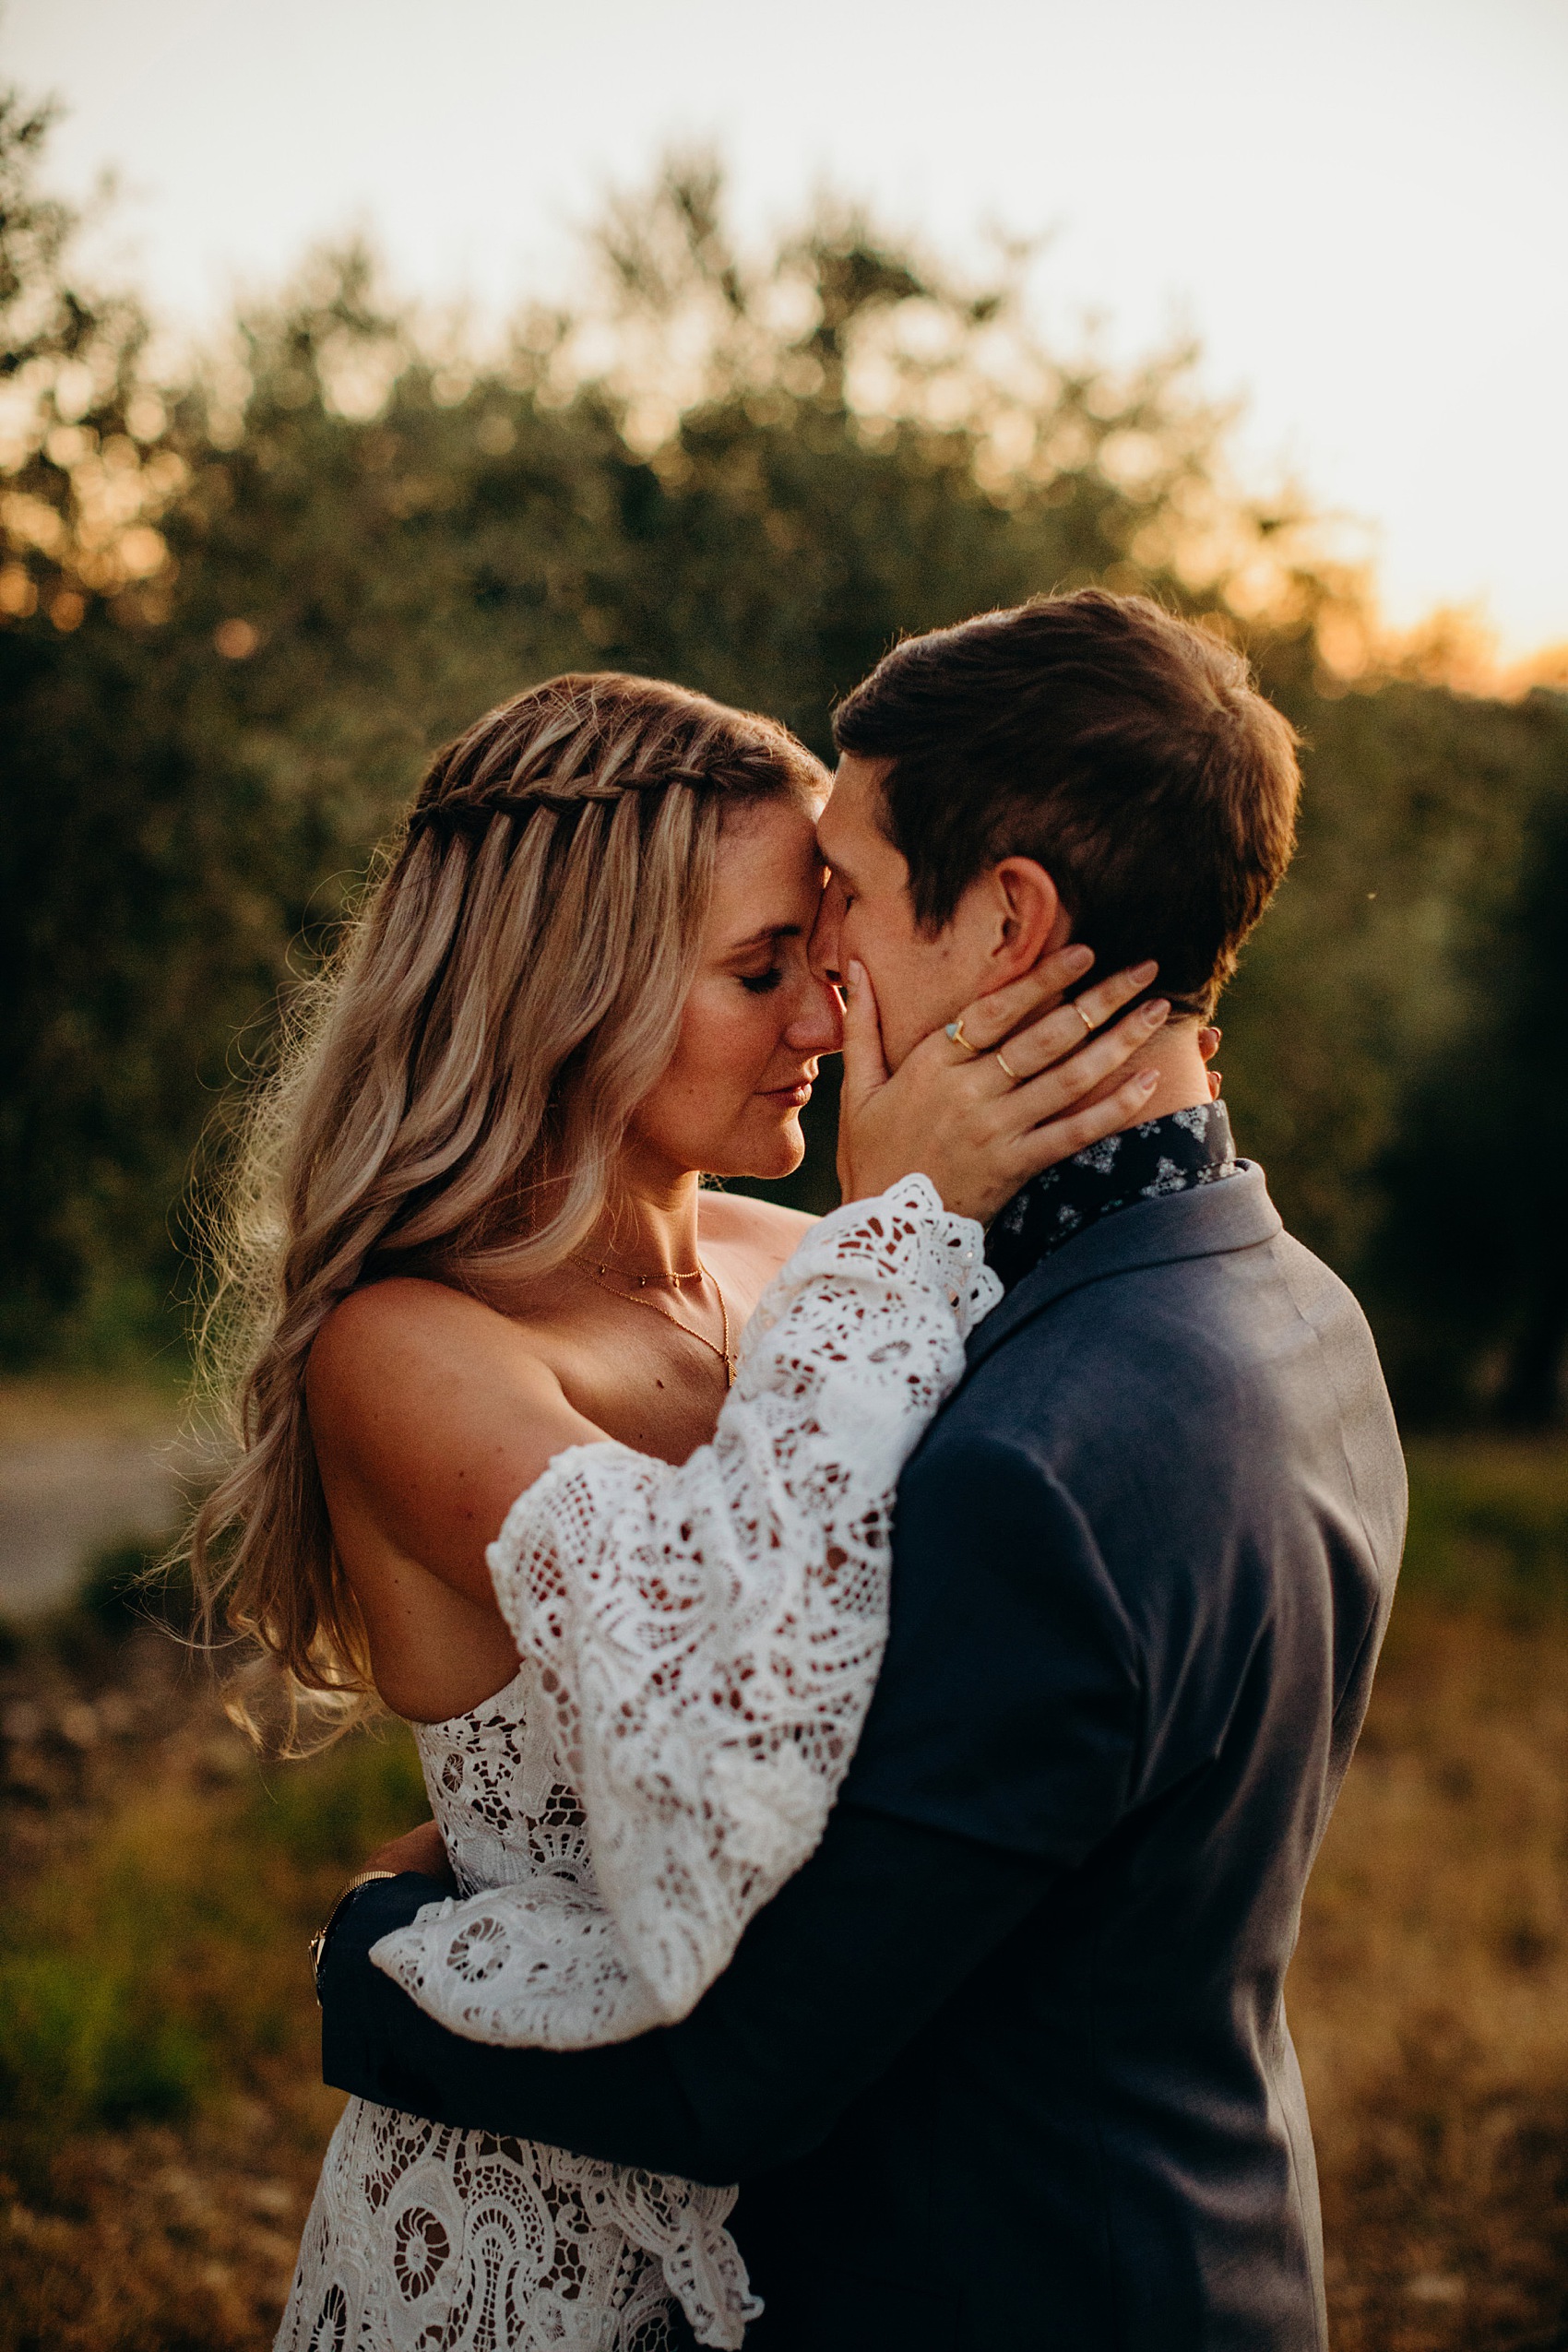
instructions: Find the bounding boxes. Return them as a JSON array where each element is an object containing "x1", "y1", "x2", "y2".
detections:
[
  {"x1": 1074, "y1": 1003, "x2": 1097, "y2": 1033},
  {"x1": 945, "y1": 1016, "x2": 981, "y2": 1057},
  {"x1": 994, "y1": 1049, "x2": 1021, "y2": 1083}
]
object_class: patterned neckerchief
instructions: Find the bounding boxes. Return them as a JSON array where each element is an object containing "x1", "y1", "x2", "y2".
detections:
[{"x1": 984, "y1": 1099, "x2": 1239, "y2": 1292}]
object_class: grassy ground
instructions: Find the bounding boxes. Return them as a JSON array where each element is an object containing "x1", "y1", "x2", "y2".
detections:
[
  {"x1": 1289, "y1": 1435, "x2": 1568, "y2": 2352},
  {"x1": 0, "y1": 1433, "x2": 1564, "y2": 2349},
  {"x1": 0, "y1": 1675, "x2": 424, "y2": 2351}
]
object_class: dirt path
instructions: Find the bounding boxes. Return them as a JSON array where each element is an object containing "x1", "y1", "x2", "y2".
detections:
[{"x1": 0, "y1": 1384, "x2": 211, "y2": 1619}]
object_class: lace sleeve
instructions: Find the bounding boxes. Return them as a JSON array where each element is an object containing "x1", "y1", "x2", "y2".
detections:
[{"x1": 370, "y1": 1175, "x2": 1001, "y2": 2048}]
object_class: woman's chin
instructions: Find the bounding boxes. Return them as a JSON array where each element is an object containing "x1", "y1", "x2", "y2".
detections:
[
  {"x1": 766, "y1": 1127, "x2": 809, "y2": 1180},
  {"x1": 711, "y1": 1114, "x2": 808, "y2": 1183}
]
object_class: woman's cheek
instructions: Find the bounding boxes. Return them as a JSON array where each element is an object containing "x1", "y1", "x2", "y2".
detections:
[
  {"x1": 683, "y1": 985, "x2": 743, "y2": 1066},
  {"x1": 734, "y1": 988, "x2": 784, "y2": 1051}
]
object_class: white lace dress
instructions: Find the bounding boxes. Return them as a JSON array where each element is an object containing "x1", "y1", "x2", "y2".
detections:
[{"x1": 278, "y1": 1179, "x2": 1000, "y2": 2352}]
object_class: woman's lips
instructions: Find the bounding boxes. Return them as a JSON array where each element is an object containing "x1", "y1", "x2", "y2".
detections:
[{"x1": 763, "y1": 1081, "x2": 814, "y2": 1109}]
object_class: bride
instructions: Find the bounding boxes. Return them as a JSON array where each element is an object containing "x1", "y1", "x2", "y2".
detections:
[{"x1": 188, "y1": 671, "x2": 1168, "y2": 2352}]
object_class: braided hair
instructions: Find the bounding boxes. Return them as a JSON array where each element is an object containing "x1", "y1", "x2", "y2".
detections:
[
  {"x1": 186, "y1": 671, "x2": 826, "y2": 1746},
  {"x1": 402, "y1": 698, "x2": 794, "y2": 832}
]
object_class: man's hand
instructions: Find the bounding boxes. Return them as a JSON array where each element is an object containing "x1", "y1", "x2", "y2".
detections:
[{"x1": 364, "y1": 1815, "x2": 457, "y2": 1889}]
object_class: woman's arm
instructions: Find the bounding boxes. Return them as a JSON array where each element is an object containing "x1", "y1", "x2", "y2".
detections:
[{"x1": 368, "y1": 1170, "x2": 1002, "y2": 2046}]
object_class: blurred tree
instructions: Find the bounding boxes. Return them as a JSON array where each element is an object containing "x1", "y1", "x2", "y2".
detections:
[
  {"x1": 1354, "y1": 702, "x2": 1568, "y2": 1422},
  {"x1": 0, "y1": 85, "x2": 212, "y2": 1358},
  {"x1": 0, "y1": 86, "x2": 179, "y2": 627},
  {"x1": 1220, "y1": 679, "x2": 1568, "y2": 1420}
]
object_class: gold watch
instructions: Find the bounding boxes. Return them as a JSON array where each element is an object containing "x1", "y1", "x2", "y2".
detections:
[{"x1": 310, "y1": 1868, "x2": 399, "y2": 2002}]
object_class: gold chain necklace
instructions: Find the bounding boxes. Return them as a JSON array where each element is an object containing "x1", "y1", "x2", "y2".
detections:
[{"x1": 572, "y1": 1256, "x2": 736, "y2": 1386}]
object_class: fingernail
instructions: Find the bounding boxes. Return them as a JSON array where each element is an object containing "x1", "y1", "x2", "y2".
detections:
[
  {"x1": 1132, "y1": 960, "x2": 1158, "y2": 984},
  {"x1": 1138, "y1": 1069, "x2": 1159, "y2": 1090},
  {"x1": 848, "y1": 960, "x2": 865, "y2": 992},
  {"x1": 1063, "y1": 944, "x2": 1094, "y2": 974},
  {"x1": 1143, "y1": 998, "x2": 1170, "y2": 1024}
]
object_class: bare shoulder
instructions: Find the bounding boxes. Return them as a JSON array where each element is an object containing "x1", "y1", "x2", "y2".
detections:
[
  {"x1": 308, "y1": 1277, "x2": 569, "y2": 1467},
  {"x1": 700, "y1": 1190, "x2": 819, "y2": 1276},
  {"x1": 312, "y1": 1276, "x2": 527, "y2": 1390},
  {"x1": 307, "y1": 1276, "x2": 605, "y2": 1607}
]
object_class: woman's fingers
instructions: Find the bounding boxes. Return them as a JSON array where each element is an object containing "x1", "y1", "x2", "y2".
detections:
[
  {"x1": 953, "y1": 959, "x2": 1158, "y2": 1080},
  {"x1": 838, "y1": 959, "x2": 890, "y2": 1111},
  {"x1": 1053, "y1": 959, "x2": 1160, "y2": 1051},
  {"x1": 995, "y1": 996, "x2": 1170, "y2": 1117},
  {"x1": 943, "y1": 943, "x2": 1096, "y2": 1059},
  {"x1": 1012, "y1": 1066, "x2": 1162, "y2": 1182}
]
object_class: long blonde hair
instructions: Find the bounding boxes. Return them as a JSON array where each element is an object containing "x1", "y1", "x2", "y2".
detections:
[{"x1": 187, "y1": 671, "x2": 825, "y2": 1745}]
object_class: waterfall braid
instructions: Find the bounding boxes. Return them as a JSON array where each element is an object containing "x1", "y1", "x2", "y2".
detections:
[{"x1": 185, "y1": 672, "x2": 826, "y2": 1746}]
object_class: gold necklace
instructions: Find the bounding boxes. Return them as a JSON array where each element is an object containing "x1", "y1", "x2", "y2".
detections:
[
  {"x1": 575, "y1": 1256, "x2": 705, "y2": 1289},
  {"x1": 573, "y1": 1256, "x2": 735, "y2": 1386}
]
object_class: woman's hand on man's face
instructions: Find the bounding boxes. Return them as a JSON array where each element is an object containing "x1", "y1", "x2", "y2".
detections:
[{"x1": 836, "y1": 946, "x2": 1170, "y2": 1226}]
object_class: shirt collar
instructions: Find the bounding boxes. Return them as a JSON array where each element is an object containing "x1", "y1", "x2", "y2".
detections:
[{"x1": 985, "y1": 1099, "x2": 1239, "y2": 1292}]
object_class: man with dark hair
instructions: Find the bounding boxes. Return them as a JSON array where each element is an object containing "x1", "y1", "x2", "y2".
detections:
[
  {"x1": 317, "y1": 591, "x2": 1404, "y2": 2350},
  {"x1": 831, "y1": 588, "x2": 1301, "y2": 1027}
]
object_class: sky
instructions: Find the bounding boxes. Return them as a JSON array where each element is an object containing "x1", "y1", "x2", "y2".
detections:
[{"x1": 9, "y1": 0, "x2": 1567, "y2": 663}]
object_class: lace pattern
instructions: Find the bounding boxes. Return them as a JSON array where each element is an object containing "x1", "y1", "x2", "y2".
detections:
[
  {"x1": 279, "y1": 1678, "x2": 758, "y2": 2352},
  {"x1": 281, "y1": 1181, "x2": 996, "y2": 2351},
  {"x1": 276, "y1": 2097, "x2": 686, "y2": 2351}
]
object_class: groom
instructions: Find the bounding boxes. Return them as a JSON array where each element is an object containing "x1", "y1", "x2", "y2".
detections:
[{"x1": 317, "y1": 590, "x2": 1406, "y2": 2349}]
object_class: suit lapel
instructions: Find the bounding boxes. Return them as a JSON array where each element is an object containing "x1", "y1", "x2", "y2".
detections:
[{"x1": 966, "y1": 1161, "x2": 1283, "y2": 1374}]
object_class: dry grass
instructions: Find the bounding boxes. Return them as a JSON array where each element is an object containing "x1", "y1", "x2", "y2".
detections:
[
  {"x1": 1, "y1": 1436, "x2": 1565, "y2": 2350},
  {"x1": 1291, "y1": 1598, "x2": 1568, "y2": 2350},
  {"x1": 0, "y1": 1669, "x2": 422, "y2": 2352},
  {"x1": 1288, "y1": 1433, "x2": 1568, "y2": 2351}
]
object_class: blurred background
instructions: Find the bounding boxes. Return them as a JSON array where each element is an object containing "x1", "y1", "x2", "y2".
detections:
[{"x1": 0, "y1": 4, "x2": 1563, "y2": 2346}]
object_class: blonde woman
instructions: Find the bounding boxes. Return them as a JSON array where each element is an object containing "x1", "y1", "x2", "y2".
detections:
[{"x1": 192, "y1": 672, "x2": 1166, "y2": 2352}]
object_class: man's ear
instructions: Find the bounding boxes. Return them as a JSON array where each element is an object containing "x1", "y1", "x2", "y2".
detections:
[{"x1": 983, "y1": 858, "x2": 1070, "y2": 982}]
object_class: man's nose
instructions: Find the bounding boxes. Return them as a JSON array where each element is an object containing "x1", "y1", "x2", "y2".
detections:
[
  {"x1": 789, "y1": 974, "x2": 845, "y2": 1055},
  {"x1": 808, "y1": 881, "x2": 844, "y2": 985}
]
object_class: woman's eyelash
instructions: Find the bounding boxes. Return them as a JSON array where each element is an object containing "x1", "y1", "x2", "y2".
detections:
[{"x1": 741, "y1": 967, "x2": 785, "y2": 994}]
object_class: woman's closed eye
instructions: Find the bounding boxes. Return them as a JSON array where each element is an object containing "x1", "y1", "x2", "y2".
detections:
[{"x1": 739, "y1": 965, "x2": 786, "y2": 995}]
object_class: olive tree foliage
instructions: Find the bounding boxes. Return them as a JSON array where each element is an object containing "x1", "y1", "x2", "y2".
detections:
[
  {"x1": 0, "y1": 89, "x2": 181, "y2": 622},
  {"x1": 1218, "y1": 677, "x2": 1568, "y2": 1418},
  {"x1": 0, "y1": 89, "x2": 214, "y2": 1360},
  {"x1": 0, "y1": 100, "x2": 1563, "y2": 1417},
  {"x1": 545, "y1": 153, "x2": 1360, "y2": 731}
]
